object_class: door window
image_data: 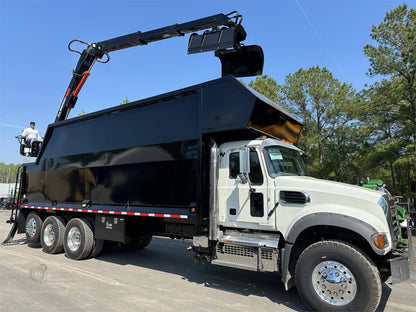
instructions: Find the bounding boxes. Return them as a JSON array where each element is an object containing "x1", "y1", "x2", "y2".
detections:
[{"x1": 229, "y1": 151, "x2": 263, "y2": 185}]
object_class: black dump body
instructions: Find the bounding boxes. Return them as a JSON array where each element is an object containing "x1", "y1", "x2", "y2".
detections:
[{"x1": 22, "y1": 76, "x2": 302, "y2": 235}]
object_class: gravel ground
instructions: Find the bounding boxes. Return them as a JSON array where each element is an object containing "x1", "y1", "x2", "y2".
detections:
[{"x1": 1, "y1": 209, "x2": 415, "y2": 312}]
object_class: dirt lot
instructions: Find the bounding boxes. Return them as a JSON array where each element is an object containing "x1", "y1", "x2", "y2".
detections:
[{"x1": 1, "y1": 209, "x2": 415, "y2": 312}]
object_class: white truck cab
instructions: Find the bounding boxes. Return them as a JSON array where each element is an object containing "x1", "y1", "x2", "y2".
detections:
[
  {"x1": 218, "y1": 138, "x2": 391, "y2": 252},
  {"x1": 203, "y1": 137, "x2": 408, "y2": 311}
]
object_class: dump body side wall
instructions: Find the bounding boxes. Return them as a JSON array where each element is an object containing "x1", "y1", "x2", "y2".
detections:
[
  {"x1": 26, "y1": 92, "x2": 200, "y2": 209},
  {"x1": 21, "y1": 76, "x2": 301, "y2": 237}
]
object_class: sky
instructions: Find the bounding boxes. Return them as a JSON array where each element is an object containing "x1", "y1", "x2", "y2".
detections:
[{"x1": 0, "y1": 0, "x2": 414, "y2": 164}]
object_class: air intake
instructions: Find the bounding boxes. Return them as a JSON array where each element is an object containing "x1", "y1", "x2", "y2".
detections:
[{"x1": 280, "y1": 191, "x2": 310, "y2": 204}]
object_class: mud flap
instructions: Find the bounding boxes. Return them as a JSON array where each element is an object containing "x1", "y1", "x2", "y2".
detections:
[
  {"x1": 390, "y1": 255, "x2": 410, "y2": 283},
  {"x1": 17, "y1": 212, "x2": 26, "y2": 234},
  {"x1": 2, "y1": 212, "x2": 26, "y2": 244},
  {"x1": 2, "y1": 223, "x2": 18, "y2": 244}
]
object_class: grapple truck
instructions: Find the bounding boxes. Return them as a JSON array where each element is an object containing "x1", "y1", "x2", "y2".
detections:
[{"x1": 4, "y1": 12, "x2": 409, "y2": 311}]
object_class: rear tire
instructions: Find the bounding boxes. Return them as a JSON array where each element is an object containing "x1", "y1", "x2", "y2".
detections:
[
  {"x1": 40, "y1": 216, "x2": 66, "y2": 254},
  {"x1": 63, "y1": 218, "x2": 94, "y2": 260},
  {"x1": 121, "y1": 234, "x2": 152, "y2": 250},
  {"x1": 25, "y1": 212, "x2": 43, "y2": 244},
  {"x1": 139, "y1": 234, "x2": 152, "y2": 248},
  {"x1": 90, "y1": 238, "x2": 105, "y2": 258},
  {"x1": 295, "y1": 240, "x2": 381, "y2": 312},
  {"x1": 83, "y1": 218, "x2": 104, "y2": 258}
]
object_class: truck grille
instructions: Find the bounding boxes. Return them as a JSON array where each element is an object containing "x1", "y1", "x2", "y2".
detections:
[{"x1": 387, "y1": 196, "x2": 401, "y2": 250}]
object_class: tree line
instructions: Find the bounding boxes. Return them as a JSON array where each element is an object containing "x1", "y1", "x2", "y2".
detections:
[
  {"x1": 0, "y1": 163, "x2": 20, "y2": 184},
  {"x1": 247, "y1": 4, "x2": 415, "y2": 196}
]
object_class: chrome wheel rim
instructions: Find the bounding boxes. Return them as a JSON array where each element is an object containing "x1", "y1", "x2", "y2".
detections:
[
  {"x1": 312, "y1": 260, "x2": 357, "y2": 306},
  {"x1": 67, "y1": 227, "x2": 81, "y2": 252},
  {"x1": 26, "y1": 217, "x2": 37, "y2": 238},
  {"x1": 43, "y1": 224, "x2": 55, "y2": 246}
]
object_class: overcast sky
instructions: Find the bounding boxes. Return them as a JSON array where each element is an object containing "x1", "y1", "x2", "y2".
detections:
[{"x1": 0, "y1": 0, "x2": 414, "y2": 164}]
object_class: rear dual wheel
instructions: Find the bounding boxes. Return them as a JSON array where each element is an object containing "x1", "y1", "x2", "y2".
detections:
[
  {"x1": 63, "y1": 218, "x2": 104, "y2": 260},
  {"x1": 121, "y1": 234, "x2": 152, "y2": 250},
  {"x1": 40, "y1": 216, "x2": 66, "y2": 254},
  {"x1": 25, "y1": 213, "x2": 103, "y2": 259}
]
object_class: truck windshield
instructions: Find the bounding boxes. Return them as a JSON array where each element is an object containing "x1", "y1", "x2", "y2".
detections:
[{"x1": 264, "y1": 146, "x2": 306, "y2": 177}]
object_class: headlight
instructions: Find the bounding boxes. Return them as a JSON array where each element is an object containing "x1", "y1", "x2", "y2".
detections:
[{"x1": 378, "y1": 195, "x2": 389, "y2": 217}]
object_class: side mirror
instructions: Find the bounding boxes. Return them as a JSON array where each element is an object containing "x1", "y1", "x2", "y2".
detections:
[
  {"x1": 239, "y1": 147, "x2": 250, "y2": 174},
  {"x1": 237, "y1": 173, "x2": 248, "y2": 184}
]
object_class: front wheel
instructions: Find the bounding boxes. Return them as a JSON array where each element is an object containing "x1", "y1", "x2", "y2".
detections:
[{"x1": 295, "y1": 240, "x2": 381, "y2": 312}]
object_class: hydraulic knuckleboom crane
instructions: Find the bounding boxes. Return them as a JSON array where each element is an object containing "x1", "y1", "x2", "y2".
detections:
[
  {"x1": 55, "y1": 11, "x2": 263, "y2": 122},
  {"x1": 5, "y1": 11, "x2": 263, "y2": 243}
]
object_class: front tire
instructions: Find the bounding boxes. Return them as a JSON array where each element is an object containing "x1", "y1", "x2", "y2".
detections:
[{"x1": 295, "y1": 240, "x2": 381, "y2": 312}]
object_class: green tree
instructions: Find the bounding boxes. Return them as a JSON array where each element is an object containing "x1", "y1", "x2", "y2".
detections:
[
  {"x1": 120, "y1": 97, "x2": 130, "y2": 105},
  {"x1": 282, "y1": 66, "x2": 358, "y2": 178},
  {"x1": 362, "y1": 4, "x2": 416, "y2": 195},
  {"x1": 0, "y1": 162, "x2": 20, "y2": 183},
  {"x1": 247, "y1": 75, "x2": 284, "y2": 106}
]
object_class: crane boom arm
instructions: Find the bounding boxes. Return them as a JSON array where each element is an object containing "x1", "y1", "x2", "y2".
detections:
[
  {"x1": 55, "y1": 12, "x2": 260, "y2": 122},
  {"x1": 97, "y1": 13, "x2": 234, "y2": 53}
]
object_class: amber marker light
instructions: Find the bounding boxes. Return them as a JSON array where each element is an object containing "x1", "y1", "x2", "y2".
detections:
[
  {"x1": 81, "y1": 199, "x2": 91, "y2": 208},
  {"x1": 372, "y1": 234, "x2": 388, "y2": 249}
]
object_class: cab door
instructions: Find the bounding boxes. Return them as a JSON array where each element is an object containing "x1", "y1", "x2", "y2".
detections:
[{"x1": 218, "y1": 148, "x2": 274, "y2": 230}]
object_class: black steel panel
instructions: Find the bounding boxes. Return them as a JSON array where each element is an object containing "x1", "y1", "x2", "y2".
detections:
[
  {"x1": 201, "y1": 79, "x2": 254, "y2": 131},
  {"x1": 25, "y1": 76, "x2": 302, "y2": 225},
  {"x1": 89, "y1": 158, "x2": 197, "y2": 206},
  {"x1": 44, "y1": 93, "x2": 199, "y2": 159},
  {"x1": 95, "y1": 214, "x2": 126, "y2": 243},
  {"x1": 26, "y1": 140, "x2": 198, "y2": 206}
]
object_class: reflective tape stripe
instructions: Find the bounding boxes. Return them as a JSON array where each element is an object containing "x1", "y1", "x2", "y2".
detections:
[{"x1": 21, "y1": 205, "x2": 188, "y2": 219}]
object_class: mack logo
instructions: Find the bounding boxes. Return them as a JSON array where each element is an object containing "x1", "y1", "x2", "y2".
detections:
[{"x1": 105, "y1": 222, "x2": 113, "y2": 230}]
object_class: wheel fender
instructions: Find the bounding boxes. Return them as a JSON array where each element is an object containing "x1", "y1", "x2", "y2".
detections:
[{"x1": 281, "y1": 212, "x2": 379, "y2": 290}]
